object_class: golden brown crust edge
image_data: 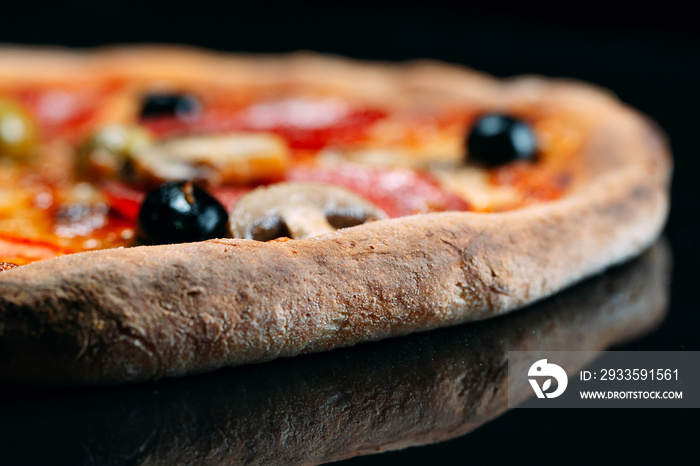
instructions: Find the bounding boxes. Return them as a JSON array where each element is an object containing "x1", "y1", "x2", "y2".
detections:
[{"x1": 0, "y1": 47, "x2": 672, "y2": 384}]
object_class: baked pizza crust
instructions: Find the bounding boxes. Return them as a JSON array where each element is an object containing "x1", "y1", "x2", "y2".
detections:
[{"x1": 0, "y1": 46, "x2": 672, "y2": 384}]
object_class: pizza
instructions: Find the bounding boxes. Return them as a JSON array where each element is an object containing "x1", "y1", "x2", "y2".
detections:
[{"x1": 0, "y1": 46, "x2": 671, "y2": 385}]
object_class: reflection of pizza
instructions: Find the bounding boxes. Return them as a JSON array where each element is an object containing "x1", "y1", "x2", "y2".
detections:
[{"x1": 0, "y1": 47, "x2": 671, "y2": 384}]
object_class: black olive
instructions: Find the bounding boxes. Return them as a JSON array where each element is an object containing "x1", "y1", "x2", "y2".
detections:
[
  {"x1": 136, "y1": 181, "x2": 228, "y2": 245},
  {"x1": 466, "y1": 114, "x2": 537, "y2": 166},
  {"x1": 139, "y1": 93, "x2": 200, "y2": 120}
]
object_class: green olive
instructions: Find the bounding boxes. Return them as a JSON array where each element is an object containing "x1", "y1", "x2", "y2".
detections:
[
  {"x1": 78, "y1": 124, "x2": 154, "y2": 179},
  {"x1": 0, "y1": 97, "x2": 38, "y2": 160}
]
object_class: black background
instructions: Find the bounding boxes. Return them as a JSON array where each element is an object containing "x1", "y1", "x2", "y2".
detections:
[{"x1": 1, "y1": 1, "x2": 699, "y2": 464}]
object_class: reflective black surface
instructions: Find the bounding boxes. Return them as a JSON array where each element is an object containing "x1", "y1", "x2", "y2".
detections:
[{"x1": 1, "y1": 2, "x2": 698, "y2": 464}]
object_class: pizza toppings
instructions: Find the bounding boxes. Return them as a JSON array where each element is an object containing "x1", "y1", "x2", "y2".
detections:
[
  {"x1": 139, "y1": 92, "x2": 201, "y2": 120},
  {"x1": 0, "y1": 56, "x2": 588, "y2": 266},
  {"x1": 101, "y1": 179, "x2": 252, "y2": 222},
  {"x1": 0, "y1": 234, "x2": 70, "y2": 264},
  {"x1": 0, "y1": 97, "x2": 37, "y2": 159},
  {"x1": 0, "y1": 262, "x2": 18, "y2": 271},
  {"x1": 132, "y1": 132, "x2": 290, "y2": 185},
  {"x1": 136, "y1": 181, "x2": 228, "y2": 245},
  {"x1": 54, "y1": 202, "x2": 109, "y2": 238},
  {"x1": 466, "y1": 114, "x2": 537, "y2": 166},
  {"x1": 78, "y1": 124, "x2": 154, "y2": 179},
  {"x1": 141, "y1": 97, "x2": 386, "y2": 150},
  {"x1": 286, "y1": 163, "x2": 470, "y2": 217},
  {"x1": 229, "y1": 182, "x2": 387, "y2": 240}
]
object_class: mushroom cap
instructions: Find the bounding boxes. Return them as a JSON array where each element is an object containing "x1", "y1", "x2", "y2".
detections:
[{"x1": 229, "y1": 182, "x2": 387, "y2": 240}]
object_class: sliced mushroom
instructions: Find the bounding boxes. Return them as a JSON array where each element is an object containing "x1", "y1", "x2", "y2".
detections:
[
  {"x1": 132, "y1": 132, "x2": 290, "y2": 185},
  {"x1": 229, "y1": 182, "x2": 387, "y2": 240},
  {"x1": 77, "y1": 124, "x2": 154, "y2": 179}
]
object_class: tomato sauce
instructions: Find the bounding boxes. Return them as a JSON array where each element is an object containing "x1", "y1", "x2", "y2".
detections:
[
  {"x1": 0, "y1": 233, "x2": 69, "y2": 264},
  {"x1": 490, "y1": 161, "x2": 572, "y2": 204}
]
